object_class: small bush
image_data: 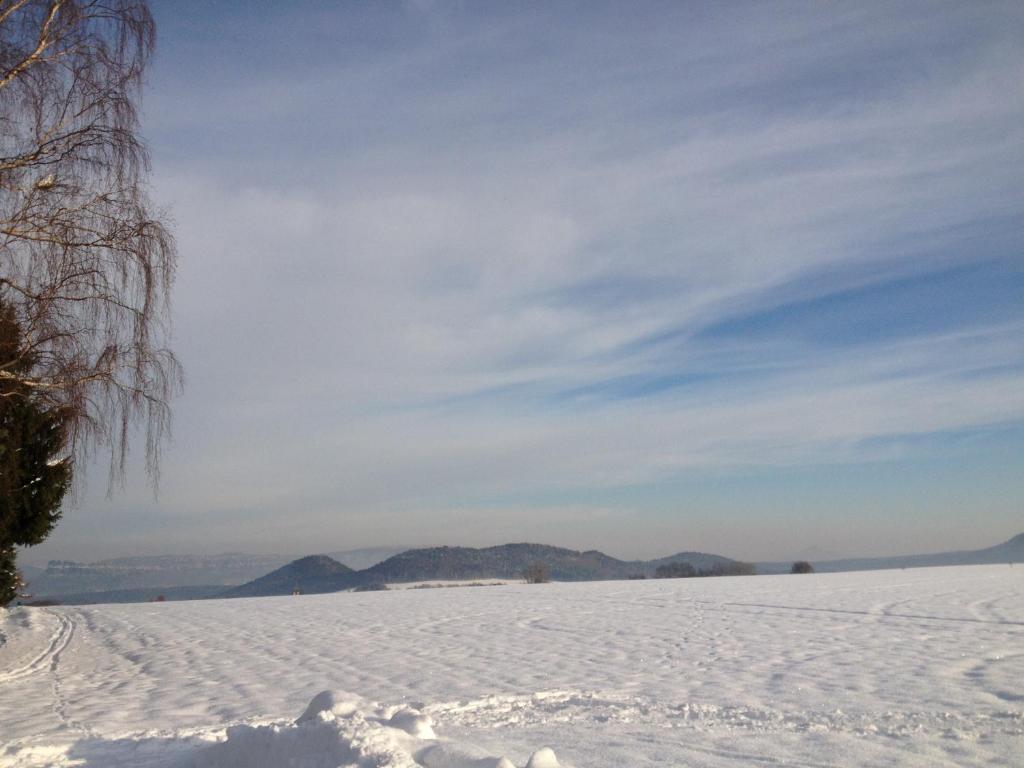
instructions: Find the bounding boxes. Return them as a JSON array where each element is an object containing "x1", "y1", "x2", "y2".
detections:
[
  {"x1": 791, "y1": 561, "x2": 814, "y2": 574},
  {"x1": 522, "y1": 562, "x2": 550, "y2": 584}
]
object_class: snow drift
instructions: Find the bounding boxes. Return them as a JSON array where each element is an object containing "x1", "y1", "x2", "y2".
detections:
[{"x1": 194, "y1": 690, "x2": 560, "y2": 768}]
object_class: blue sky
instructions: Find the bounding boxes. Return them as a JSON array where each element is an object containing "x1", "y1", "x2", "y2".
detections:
[{"x1": 26, "y1": 1, "x2": 1024, "y2": 564}]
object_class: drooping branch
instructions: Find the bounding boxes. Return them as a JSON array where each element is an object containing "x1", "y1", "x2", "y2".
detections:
[{"x1": 0, "y1": 0, "x2": 179, "y2": 489}]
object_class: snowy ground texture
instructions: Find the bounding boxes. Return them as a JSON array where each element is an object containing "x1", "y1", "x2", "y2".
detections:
[{"x1": 1, "y1": 565, "x2": 1022, "y2": 767}]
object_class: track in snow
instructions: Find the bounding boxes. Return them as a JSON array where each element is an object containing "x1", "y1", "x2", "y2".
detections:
[{"x1": 0, "y1": 610, "x2": 74, "y2": 685}]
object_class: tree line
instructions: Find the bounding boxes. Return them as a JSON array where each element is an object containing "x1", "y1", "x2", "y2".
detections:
[{"x1": 653, "y1": 561, "x2": 757, "y2": 579}]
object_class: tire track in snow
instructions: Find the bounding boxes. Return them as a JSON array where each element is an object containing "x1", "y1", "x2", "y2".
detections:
[
  {"x1": 0, "y1": 609, "x2": 75, "y2": 684},
  {"x1": 49, "y1": 614, "x2": 96, "y2": 739}
]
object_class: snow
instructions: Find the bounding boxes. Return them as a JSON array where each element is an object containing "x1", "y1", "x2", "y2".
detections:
[{"x1": 1, "y1": 565, "x2": 1021, "y2": 767}]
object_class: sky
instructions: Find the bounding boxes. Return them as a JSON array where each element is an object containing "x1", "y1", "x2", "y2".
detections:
[{"x1": 23, "y1": 0, "x2": 1024, "y2": 565}]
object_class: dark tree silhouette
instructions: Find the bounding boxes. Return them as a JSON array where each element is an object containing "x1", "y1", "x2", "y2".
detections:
[
  {"x1": 522, "y1": 562, "x2": 550, "y2": 584},
  {"x1": 0, "y1": 302, "x2": 70, "y2": 602},
  {"x1": 791, "y1": 561, "x2": 814, "y2": 574}
]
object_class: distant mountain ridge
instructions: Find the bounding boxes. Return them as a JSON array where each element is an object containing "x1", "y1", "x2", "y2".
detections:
[
  {"x1": 224, "y1": 543, "x2": 747, "y2": 598},
  {"x1": 25, "y1": 548, "x2": 404, "y2": 598},
  {"x1": 360, "y1": 543, "x2": 742, "y2": 584},
  {"x1": 28, "y1": 553, "x2": 295, "y2": 596},
  {"x1": 26, "y1": 533, "x2": 1023, "y2": 604}
]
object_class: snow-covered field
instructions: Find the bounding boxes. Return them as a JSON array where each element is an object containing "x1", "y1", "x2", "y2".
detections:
[{"x1": 1, "y1": 565, "x2": 1021, "y2": 767}]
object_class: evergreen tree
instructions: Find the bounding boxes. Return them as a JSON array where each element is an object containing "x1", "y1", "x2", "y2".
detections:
[{"x1": 0, "y1": 303, "x2": 71, "y2": 604}]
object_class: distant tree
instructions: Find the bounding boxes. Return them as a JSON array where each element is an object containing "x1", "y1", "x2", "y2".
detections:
[
  {"x1": 654, "y1": 561, "x2": 697, "y2": 579},
  {"x1": 522, "y1": 562, "x2": 550, "y2": 584},
  {"x1": 791, "y1": 561, "x2": 814, "y2": 574}
]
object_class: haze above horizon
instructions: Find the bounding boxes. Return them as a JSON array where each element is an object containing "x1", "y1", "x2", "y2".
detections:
[{"x1": 26, "y1": 0, "x2": 1024, "y2": 566}]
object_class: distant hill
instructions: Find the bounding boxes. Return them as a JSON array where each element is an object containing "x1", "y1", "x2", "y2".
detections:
[
  {"x1": 223, "y1": 555, "x2": 355, "y2": 598},
  {"x1": 359, "y1": 543, "x2": 745, "y2": 584},
  {"x1": 27, "y1": 553, "x2": 295, "y2": 596},
  {"x1": 361, "y1": 544, "x2": 626, "y2": 583},
  {"x1": 226, "y1": 543, "x2": 750, "y2": 598},
  {"x1": 757, "y1": 532, "x2": 1024, "y2": 574}
]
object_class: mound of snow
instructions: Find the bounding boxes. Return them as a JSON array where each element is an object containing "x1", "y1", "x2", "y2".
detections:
[
  {"x1": 525, "y1": 747, "x2": 560, "y2": 768},
  {"x1": 389, "y1": 708, "x2": 437, "y2": 739},
  {"x1": 195, "y1": 691, "x2": 562, "y2": 768},
  {"x1": 296, "y1": 689, "x2": 361, "y2": 723}
]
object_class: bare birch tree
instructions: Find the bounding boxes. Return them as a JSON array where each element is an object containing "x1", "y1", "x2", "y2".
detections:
[{"x1": 0, "y1": 0, "x2": 180, "y2": 488}]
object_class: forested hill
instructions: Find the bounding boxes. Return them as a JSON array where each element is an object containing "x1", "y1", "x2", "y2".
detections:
[
  {"x1": 361, "y1": 544, "x2": 627, "y2": 582},
  {"x1": 360, "y1": 544, "x2": 745, "y2": 583}
]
